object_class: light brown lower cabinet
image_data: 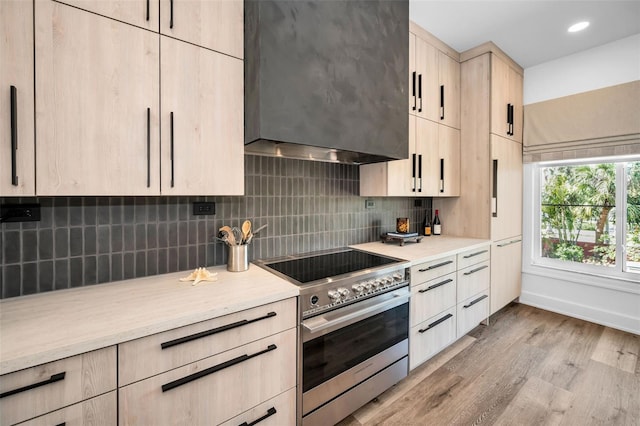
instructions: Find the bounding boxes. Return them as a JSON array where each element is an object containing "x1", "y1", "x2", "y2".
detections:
[
  {"x1": 457, "y1": 290, "x2": 490, "y2": 337},
  {"x1": 410, "y1": 307, "x2": 456, "y2": 370},
  {"x1": 490, "y1": 237, "x2": 523, "y2": 315},
  {"x1": 118, "y1": 328, "x2": 297, "y2": 425},
  {"x1": 16, "y1": 391, "x2": 116, "y2": 426}
]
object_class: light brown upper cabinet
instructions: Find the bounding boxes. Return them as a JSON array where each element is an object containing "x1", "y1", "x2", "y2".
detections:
[
  {"x1": 34, "y1": 0, "x2": 243, "y2": 196},
  {"x1": 36, "y1": 1, "x2": 161, "y2": 196},
  {"x1": 54, "y1": 0, "x2": 160, "y2": 31},
  {"x1": 490, "y1": 55, "x2": 523, "y2": 143},
  {"x1": 1, "y1": 0, "x2": 35, "y2": 196},
  {"x1": 159, "y1": 0, "x2": 243, "y2": 58},
  {"x1": 438, "y1": 52, "x2": 461, "y2": 129}
]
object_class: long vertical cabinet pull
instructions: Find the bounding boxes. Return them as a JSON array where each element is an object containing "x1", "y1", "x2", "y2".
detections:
[
  {"x1": 509, "y1": 104, "x2": 514, "y2": 136},
  {"x1": 146, "y1": 108, "x2": 151, "y2": 188},
  {"x1": 411, "y1": 154, "x2": 416, "y2": 192},
  {"x1": 412, "y1": 72, "x2": 416, "y2": 111},
  {"x1": 170, "y1": 112, "x2": 175, "y2": 187},
  {"x1": 145, "y1": 0, "x2": 149, "y2": 21},
  {"x1": 10, "y1": 86, "x2": 18, "y2": 186},
  {"x1": 439, "y1": 158, "x2": 444, "y2": 193},
  {"x1": 506, "y1": 104, "x2": 514, "y2": 136},
  {"x1": 417, "y1": 74, "x2": 422, "y2": 112},
  {"x1": 440, "y1": 85, "x2": 444, "y2": 120},
  {"x1": 492, "y1": 159, "x2": 498, "y2": 217},
  {"x1": 418, "y1": 154, "x2": 422, "y2": 192},
  {"x1": 169, "y1": 0, "x2": 174, "y2": 29}
]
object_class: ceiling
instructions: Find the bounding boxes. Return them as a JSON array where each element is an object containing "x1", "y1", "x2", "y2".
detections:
[{"x1": 409, "y1": 0, "x2": 640, "y2": 69}]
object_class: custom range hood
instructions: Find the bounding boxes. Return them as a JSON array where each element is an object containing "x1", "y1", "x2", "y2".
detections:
[{"x1": 244, "y1": 0, "x2": 409, "y2": 164}]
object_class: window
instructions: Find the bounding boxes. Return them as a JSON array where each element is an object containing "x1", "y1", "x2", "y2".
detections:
[{"x1": 532, "y1": 157, "x2": 640, "y2": 280}]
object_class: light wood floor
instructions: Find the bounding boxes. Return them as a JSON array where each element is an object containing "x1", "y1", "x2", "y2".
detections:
[{"x1": 337, "y1": 303, "x2": 640, "y2": 426}]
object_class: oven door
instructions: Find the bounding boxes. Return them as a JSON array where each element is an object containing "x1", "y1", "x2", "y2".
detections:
[{"x1": 301, "y1": 286, "x2": 410, "y2": 417}]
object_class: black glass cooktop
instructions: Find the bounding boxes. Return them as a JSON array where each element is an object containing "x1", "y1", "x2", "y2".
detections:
[{"x1": 266, "y1": 249, "x2": 399, "y2": 284}]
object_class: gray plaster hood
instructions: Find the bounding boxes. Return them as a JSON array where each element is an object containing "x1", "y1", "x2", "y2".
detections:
[{"x1": 244, "y1": 0, "x2": 409, "y2": 164}]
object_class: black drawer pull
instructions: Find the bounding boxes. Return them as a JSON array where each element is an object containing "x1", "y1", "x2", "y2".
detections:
[
  {"x1": 0, "y1": 372, "x2": 66, "y2": 399},
  {"x1": 240, "y1": 407, "x2": 277, "y2": 426},
  {"x1": 463, "y1": 265, "x2": 488, "y2": 276},
  {"x1": 418, "y1": 278, "x2": 453, "y2": 293},
  {"x1": 463, "y1": 294, "x2": 488, "y2": 309},
  {"x1": 169, "y1": 0, "x2": 174, "y2": 28},
  {"x1": 145, "y1": 0, "x2": 149, "y2": 21},
  {"x1": 418, "y1": 260, "x2": 453, "y2": 272},
  {"x1": 463, "y1": 250, "x2": 488, "y2": 259},
  {"x1": 146, "y1": 107, "x2": 151, "y2": 188},
  {"x1": 418, "y1": 313, "x2": 453, "y2": 333},
  {"x1": 161, "y1": 312, "x2": 276, "y2": 349},
  {"x1": 56, "y1": 423, "x2": 66, "y2": 426},
  {"x1": 162, "y1": 344, "x2": 277, "y2": 392},
  {"x1": 10, "y1": 86, "x2": 18, "y2": 186}
]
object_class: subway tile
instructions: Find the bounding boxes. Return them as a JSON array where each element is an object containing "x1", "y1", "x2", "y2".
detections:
[
  {"x1": 69, "y1": 227, "x2": 83, "y2": 257},
  {"x1": 97, "y1": 254, "x2": 110, "y2": 283},
  {"x1": 54, "y1": 197, "x2": 68, "y2": 227},
  {"x1": 111, "y1": 253, "x2": 123, "y2": 282},
  {"x1": 157, "y1": 222, "x2": 168, "y2": 248},
  {"x1": 54, "y1": 228, "x2": 69, "y2": 258},
  {"x1": 3, "y1": 265, "x2": 21, "y2": 298},
  {"x1": 123, "y1": 252, "x2": 135, "y2": 280},
  {"x1": 168, "y1": 247, "x2": 179, "y2": 272},
  {"x1": 39, "y1": 198, "x2": 53, "y2": 228},
  {"x1": 22, "y1": 230, "x2": 37, "y2": 262},
  {"x1": 188, "y1": 221, "x2": 198, "y2": 245},
  {"x1": 135, "y1": 224, "x2": 147, "y2": 250},
  {"x1": 188, "y1": 246, "x2": 198, "y2": 270},
  {"x1": 147, "y1": 250, "x2": 158, "y2": 276},
  {"x1": 3, "y1": 231, "x2": 20, "y2": 264},
  {"x1": 39, "y1": 229, "x2": 53, "y2": 260},
  {"x1": 178, "y1": 246, "x2": 189, "y2": 270},
  {"x1": 69, "y1": 257, "x2": 83, "y2": 287},
  {"x1": 97, "y1": 198, "x2": 110, "y2": 225},
  {"x1": 84, "y1": 199, "x2": 97, "y2": 226},
  {"x1": 178, "y1": 222, "x2": 188, "y2": 246},
  {"x1": 84, "y1": 226, "x2": 97, "y2": 255},
  {"x1": 135, "y1": 198, "x2": 147, "y2": 223},
  {"x1": 123, "y1": 198, "x2": 135, "y2": 224},
  {"x1": 168, "y1": 222, "x2": 178, "y2": 247},
  {"x1": 157, "y1": 248, "x2": 168, "y2": 274},
  {"x1": 135, "y1": 251, "x2": 146, "y2": 277},
  {"x1": 123, "y1": 224, "x2": 135, "y2": 251},
  {"x1": 147, "y1": 198, "x2": 158, "y2": 222},
  {"x1": 111, "y1": 225, "x2": 123, "y2": 253},
  {"x1": 110, "y1": 197, "x2": 123, "y2": 225},
  {"x1": 84, "y1": 256, "x2": 97, "y2": 285},
  {"x1": 54, "y1": 259, "x2": 69, "y2": 290},
  {"x1": 39, "y1": 260, "x2": 54, "y2": 293}
]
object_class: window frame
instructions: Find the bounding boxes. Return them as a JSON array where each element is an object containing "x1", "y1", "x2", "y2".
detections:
[{"x1": 529, "y1": 155, "x2": 639, "y2": 283}]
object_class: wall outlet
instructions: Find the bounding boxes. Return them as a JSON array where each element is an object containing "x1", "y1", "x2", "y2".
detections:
[
  {"x1": 193, "y1": 201, "x2": 215, "y2": 216},
  {"x1": 0, "y1": 203, "x2": 41, "y2": 223},
  {"x1": 365, "y1": 199, "x2": 375, "y2": 209}
]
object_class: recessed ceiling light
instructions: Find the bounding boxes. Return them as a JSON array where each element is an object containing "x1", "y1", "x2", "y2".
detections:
[{"x1": 568, "y1": 21, "x2": 590, "y2": 33}]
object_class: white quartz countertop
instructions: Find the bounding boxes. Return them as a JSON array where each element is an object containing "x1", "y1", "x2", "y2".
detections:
[
  {"x1": 351, "y1": 236, "x2": 491, "y2": 264},
  {"x1": 0, "y1": 265, "x2": 298, "y2": 375}
]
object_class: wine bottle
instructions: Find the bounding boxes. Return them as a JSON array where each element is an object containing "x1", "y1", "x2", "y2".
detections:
[
  {"x1": 423, "y1": 212, "x2": 431, "y2": 236},
  {"x1": 433, "y1": 209, "x2": 441, "y2": 235}
]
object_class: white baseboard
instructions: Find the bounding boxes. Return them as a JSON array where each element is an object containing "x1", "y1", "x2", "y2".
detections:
[{"x1": 519, "y1": 291, "x2": 640, "y2": 335}]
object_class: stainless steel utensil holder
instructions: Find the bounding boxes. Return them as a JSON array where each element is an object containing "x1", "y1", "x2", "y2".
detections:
[{"x1": 227, "y1": 245, "x2": 249, "y2": 272}]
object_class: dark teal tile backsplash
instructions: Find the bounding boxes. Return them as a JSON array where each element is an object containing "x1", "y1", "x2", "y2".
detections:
[{"x1": 0, "y1": 155, "x2": 430, "y2": 298}]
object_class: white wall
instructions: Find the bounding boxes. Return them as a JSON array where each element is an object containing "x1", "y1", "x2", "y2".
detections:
[
  {"x1": 520, "y1": 34, "x2": 640, "y2": 335},
  {"x1": 524, "y1": 33, "x2": 640, "y2": 105}
]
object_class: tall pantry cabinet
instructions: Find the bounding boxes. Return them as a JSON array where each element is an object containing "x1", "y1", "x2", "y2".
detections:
[
  {"x1": 33, "y1": 0, "x2": 244, "y2": 196},
  {"x1": 434, "y1": 44, "x2": 523, "y2": 316}
]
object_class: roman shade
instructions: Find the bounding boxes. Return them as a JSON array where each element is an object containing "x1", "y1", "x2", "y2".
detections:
[{"x1": 523, "y1": 80, "x2": 640, "y2": 162}]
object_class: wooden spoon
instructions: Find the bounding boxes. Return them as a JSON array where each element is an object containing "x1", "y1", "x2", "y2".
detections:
[
  {"x1": 241, "y1": 220, "x2": 252, "y2": 244},
  {"x1": 219, "y1": 226, "x2": 236, "y2": 246}
]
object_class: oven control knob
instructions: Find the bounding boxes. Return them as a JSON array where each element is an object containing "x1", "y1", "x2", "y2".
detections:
[
  {"x1": 352, "y1": 284, "x2": 364, "y2": 295},
  {"x1": 338, "y1": 287, "x2": 350, "y2": 299},
  {"x1": 328, "y1": 290, "x2": 341, "y2": 303},
  {"x1": 364, "y1": 281, "x2": 373, "y2": 292},
  {"x1": 393, "y1": 273, "x2": 403, "y2": 281},
  {"x1": 373, "y1": 279, "x2": 383, "y2": 289}
]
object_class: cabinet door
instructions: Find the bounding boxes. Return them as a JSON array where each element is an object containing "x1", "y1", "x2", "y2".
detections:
[
  {"x1": 414, "y1": 37, "x2": 438, "y2": 122},
  {"x1": 509, "y1": 67, "x2": 523, "y2": 142},
  {"x1": 415, "y1": 117, "x2": 439, "y2": 195},
  {"x1": 490, "y1": 54, "x2": 510, "y2": 139},
  {"x1": 409, "y1": 307, "x2": 456, "y2": 370},
  {"x1": 56, "y1": 0, "x2": 159, "y2": 31},
  {"x1": 160, "y1": 36, "x2": 243, "y2": 195},
  {"x1": 490, "y1": 135, "x2": 522, "y2": 241},
  {"x1": 437, "y1": 125, "x2": 460, "y2": 196},
  {"x1": 35, "y1": 1, "x2": 160, "y2": 195},
  {"x1": 438, "y1": 52, "x2": 460, "y2": 129},
  {"x1": 490, "y1": 238, "x2": 522, "y2": 315},
  {"x1": 0, "y1": 0, "x2": 35, "y2": 196},
  {"x1": 159, "y1": 0, "x2": 243, "y2": 58}
]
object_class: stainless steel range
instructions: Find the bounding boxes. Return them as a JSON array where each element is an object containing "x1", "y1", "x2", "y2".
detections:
[{"x1": 255, "y1": 248, "x2": 410, "y2": 426}]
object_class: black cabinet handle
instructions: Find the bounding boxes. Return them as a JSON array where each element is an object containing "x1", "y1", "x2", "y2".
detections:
[
  {"x1": 146, "y1": 108, "x2": 151, "y2": 188},
  {"x1": 418, "y1": 278, "x2": 453, "y2": 293},
  {"x1": 145, "y1": 0, "x2": 149, "y2": 21},
  {"x1": 463, "y1": 294, "x2": 488, "y2": 309},
  {"x1": 510, "y1": 104, "x2": 515, "y2": 136},
  {"x1": 55, "y1": 423, "x2": 66, "y2": 426},
  {"x1": 506, "y1": 103, "x2": 511, "y2": 135},
  {"x1": 240, "y1": 407, "x2": 277, "y2": 426},
  {"x1": 418, "y1": 313, "x2": 453, "y2": 333},
  {"x1": 440, "y1": 84, "x2": 444, "y2": 120},
  {"x1": 439, "y1": 158, "x2": 444, "y2": 193},
  {"x1": 161, "y1": 312, "x2": 276, "y2": 349},
  {"x1": 412, "y1": 71, "x2": 416, "y2": 111},
  {"x1": 463, "y1": 265, "x2": 488, "y2": 276},
  {"x1": 10, "y1": 86, "x2": 18, "y2": 186},
  {"x1": 418, "y1": 260, "x2": 453, "y2": 272},
  {"x1": 418, "y1": 74, "x2": 422, "y2": 112},
  {"x1": 492, "y1": 159, "x2": 498, "y2": 217},
  {"x1": 411, "y1": 153, "x2": 416, "y2": 192},
  {"x1": 0, "y1": 372, "x2": 66, "y2": 399},
  {"x1": 170, "y1": 111, "x2": 175, "y2": 188},
  {"x1": 162, "y1": 344, "x2": 277, "y2": 392},
  {"x1": 169, "y1": 0, "x2": 174, "y2": 29},
  {"x1": 418, "y1": 154, "x2": 422, "y2": 192},
  {"x1": 463, "y1": 250, "x2": 488, "y2": 259}
]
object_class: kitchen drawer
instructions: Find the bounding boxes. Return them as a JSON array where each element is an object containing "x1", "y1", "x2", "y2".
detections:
[
  {"x1": 220, "y1": 388, "x2": 296, "y2": 426},
  {"x1": 457, "y1": 291, "x2": 489, "y2": 338},
  {"x1": 409, "y1": 307, "x2": 456, "y2": 370},
  {"x1": 16, "y1": 391, "x2": 116, "y2": 426},
  {"x1": 457, "y1": 246, "x2": 490, "y2": 269},
  {"x1": 410, "y1": 272, "x2": 456, "y2": 327},
  {"x1": 119, "y1": 297, "x2": 296, "y2": 386},
  {"x1": 411, "y1": 255, "x2": 456, "y2": 285},
  {"x1": 457, "y1": 260, "x2": 490, "y2": 303},
  {"x1": 119, "y1": 328, "x2": 297, "y2": 426},
  {"x1": 0, "y1": 346, "x2": 116, "y2": 425}
]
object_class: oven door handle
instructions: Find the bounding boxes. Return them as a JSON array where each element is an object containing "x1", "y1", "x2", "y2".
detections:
[{"x1": 302, "y1": 290, "x2": 409, "y2": 338}]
